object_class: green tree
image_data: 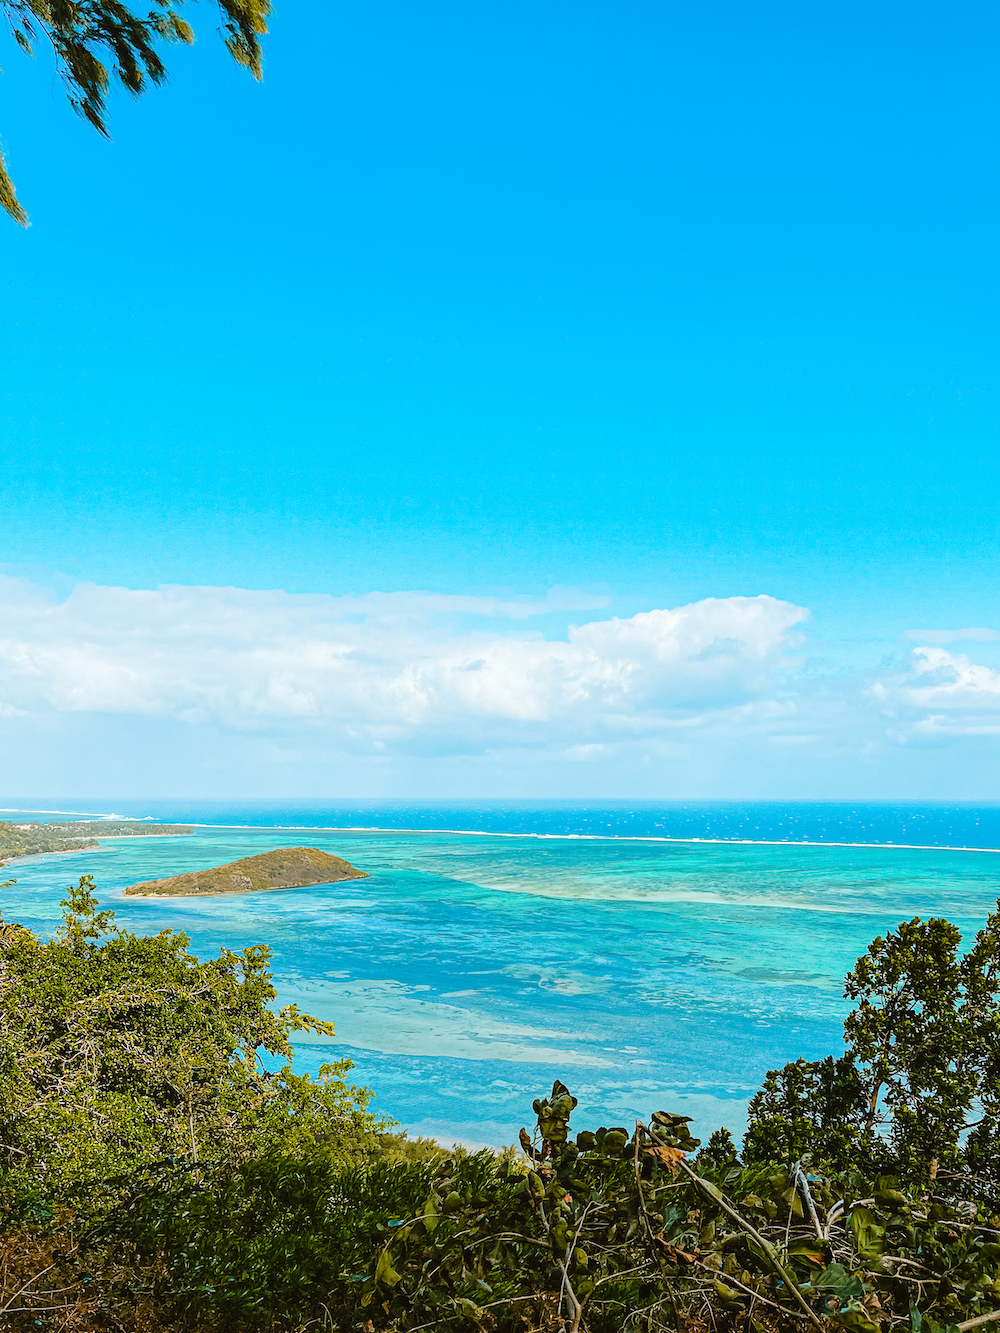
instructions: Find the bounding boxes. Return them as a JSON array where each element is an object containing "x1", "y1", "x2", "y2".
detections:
[
  {"x1": 743, "y1": 1054, "x2": 869, "y2": 1168},
  {"x1": 0, "y1": 875, "x2": 383, "y2": 1216},
  {"x1": 0, "y1": 0, "x2": 269, "y2": 225},
  {"x1": 745, "y1": 903, "x2": 1000, "y2": 1188}
]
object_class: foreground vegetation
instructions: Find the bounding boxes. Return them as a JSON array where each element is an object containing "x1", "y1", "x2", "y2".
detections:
[{"x1": 3, "y1": 877, "x2": 1000, "y2": 1332}]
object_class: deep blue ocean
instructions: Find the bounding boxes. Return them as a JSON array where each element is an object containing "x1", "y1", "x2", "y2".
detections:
[{"x1": 4, "y1": 800, "x2": 1000, "y2": 1149}]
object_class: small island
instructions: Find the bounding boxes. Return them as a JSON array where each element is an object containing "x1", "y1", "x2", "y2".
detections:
[{"x1": 124, "y1": 846, "x2": 369, "y2": 896}]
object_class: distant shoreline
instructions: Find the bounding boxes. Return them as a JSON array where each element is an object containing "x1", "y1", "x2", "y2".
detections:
[
  {"x1": 4, "y1": 819, "x2": 999, "y2": 856},
  {"x1": 1, "y1": 830, "x2": 193, "y2": 867}
]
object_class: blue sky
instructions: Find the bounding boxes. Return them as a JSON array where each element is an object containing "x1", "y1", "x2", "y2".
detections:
[{"x1": 1, "y1": 0, "x2": 998, "y2": 797}]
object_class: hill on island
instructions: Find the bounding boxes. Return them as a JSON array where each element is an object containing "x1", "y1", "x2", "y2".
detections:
[{"x1": 124, "y1": 846, "x2": 369, "y2": 896}]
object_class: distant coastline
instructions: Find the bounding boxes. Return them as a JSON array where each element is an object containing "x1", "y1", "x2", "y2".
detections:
[{"x1": 0, "y1": 821, "x2": 194, "y2": 867}]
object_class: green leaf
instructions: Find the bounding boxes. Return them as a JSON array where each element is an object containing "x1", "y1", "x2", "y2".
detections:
[
  {"x1": 834, "y1": 1308, "x2": 881, "y2": 1333},
  {"x1": 374, "y1": 1249, "x2": 401, "y2": 1287},
  {"x1": 814, "y1": 1262, "x2": 866, "y2": 1303},
  {"x1": 849, "y1": 1206, "x2": 885, "y2": 1262},
  {"x1": 697, "y1": 1177, "x2": 724, "y2": 1203}
]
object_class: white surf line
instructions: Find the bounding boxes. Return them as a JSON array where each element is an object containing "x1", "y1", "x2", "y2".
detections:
[
  {"x1": 4, "y1": 810, "x2": 998, "y2": 854},
  {"x1": 142, "y1": 823, "x2": 1000, "y2": 854},
  {"x1": 337, "y1": 828, "x2": 1000, "y2": 853},
  {"x1": 0, "y1": 807, "x2": 140, "y2": 819}
]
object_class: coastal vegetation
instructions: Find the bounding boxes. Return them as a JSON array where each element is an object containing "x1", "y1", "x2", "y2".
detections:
[
  {"x1": 3, "y1": 877, "x2": 1000, "y2": 1332},
  {"x1": 0, "y1": 821, "x2": 193, "y2": 867}
]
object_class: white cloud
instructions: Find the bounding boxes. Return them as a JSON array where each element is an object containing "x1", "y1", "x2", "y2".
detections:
[
  {"x1": 908, "y1": 647, "x2": 1000, "y2": 704},
  {"x1": 0, "y1": 576, "x2": 808, "y2": 754},
  {"x1": 6, "y1": 578, "x2": 1000, "y2": 795},
  {"x1": 869, "y1": 646, "x2": 1000, "y2": 738},
  {"x1": 564, "y1": 744, "x2": 610, "y2": 761},
  {"x1": 336, "y1": 586, "x2": 611, "y2": 619}
]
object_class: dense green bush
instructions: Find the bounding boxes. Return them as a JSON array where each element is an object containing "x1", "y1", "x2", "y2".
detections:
[
  {"x1": 87, "y1": 1079, "x2": 1000, "y2": 1333},
  {"x1": 0, "y1": 875, "x2": 386, "y2": 1219},
  {"x1": 351, "y1": 1082, "x2": 1000, "y2": 1333},
  {"x1": 95, "y1": 1154, "x2": 441, "y2": 1328}
]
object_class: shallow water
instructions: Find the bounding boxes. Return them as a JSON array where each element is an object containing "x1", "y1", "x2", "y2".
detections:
[{"x1": 4, "y1": 801, "x2": 1000, "y2": 1148}]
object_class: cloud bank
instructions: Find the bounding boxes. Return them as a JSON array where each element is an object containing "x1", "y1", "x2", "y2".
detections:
[
  {"x1": 0, "y1": 577, "x2": 806, "y2": 750},
  {"x1": 2, "y1": 575, "x2": 999, "y2": 794}
]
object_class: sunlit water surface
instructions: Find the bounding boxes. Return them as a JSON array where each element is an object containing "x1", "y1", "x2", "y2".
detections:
[{"x1": 3, "y1": 801, "x2": 999, "y2": 1147}]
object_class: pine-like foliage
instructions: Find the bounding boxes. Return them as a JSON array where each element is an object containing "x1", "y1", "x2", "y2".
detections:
[{"x1": 0, "y1": 0, "x2": 269, "y2": 223}]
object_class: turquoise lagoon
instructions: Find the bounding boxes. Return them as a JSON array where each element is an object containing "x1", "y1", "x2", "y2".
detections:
[{"x1": 3, "y1": 802, "x2": 1000, "y2": 1149}]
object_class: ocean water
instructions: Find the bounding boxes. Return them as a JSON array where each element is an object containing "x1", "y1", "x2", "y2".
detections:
[{"x1": 3, "y1": 800, "x2": 1000, "y2": 1149}]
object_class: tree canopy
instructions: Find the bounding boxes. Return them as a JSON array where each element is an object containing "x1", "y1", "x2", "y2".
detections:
[
  {"x1": 0, "y1": 0, "x2": 269, "y2": 225},
  {"x1": 743, "y1": 904, "x2": 1000, "y2": 1192},
  {"x1": 0, "y1": 875, "x2": 384, "y2": 1215}
]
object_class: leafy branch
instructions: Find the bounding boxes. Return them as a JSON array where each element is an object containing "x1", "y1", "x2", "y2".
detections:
[{"x1": 0, "y1": 0, "x2": 270, "y2": 223}]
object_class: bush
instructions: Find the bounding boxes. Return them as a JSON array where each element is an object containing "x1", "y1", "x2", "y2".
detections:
[{"x1": 0, "y1": 875, "x2": 386, "y2": 1219}]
